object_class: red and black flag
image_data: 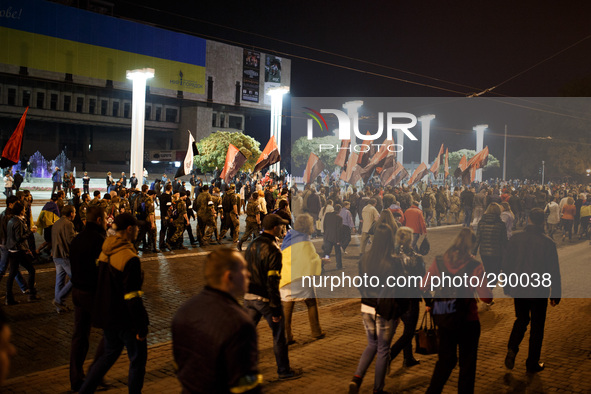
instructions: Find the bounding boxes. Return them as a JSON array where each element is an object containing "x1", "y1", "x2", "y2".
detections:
[
  {"x1": 444, "y1": 148, "x2": 449, "y2": 178},
  {"x1": 454, "y1": 154, "x2": 468, "y2": 178},
  {"x1": 467, "y1": 146, "x2": 489, "y2": 170},
  {"x1": 221, "y1": 144, "x2": 247, "y2": 184},
  {"x1": 408, "y1": 162, "x2": 429, "y2": 186},
  {"x1": 358, "y1": 140, "x2": 394, "y2": 182},
  {"x1": 253, "y1": 135, "x2": 281, "y2": 173},
  {"x1": 334, "y1": 139, "x2": 350, "y2": 168},
  {"x1": 356, "y1": 132, "x2": 374, "y2": 168},
  {"x1": 303, "y1": 152, "x2": 325, "y2": 185},
  {"x1": 430, "y1": 143, "x2": 444, "y2": 174},
  {"x1": 381, "y1": 159, "x2": 406, "y2": 187},
  {"x1": 1, "y1": 107, "x2": 28, "y2": 168},
  {"x1": 340, "y1": 151, "x2": 359, "y2": 183}
]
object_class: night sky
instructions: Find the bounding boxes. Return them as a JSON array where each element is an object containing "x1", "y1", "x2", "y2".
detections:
[{"x1": 112, "y1": 0, "x2": 591, "y2": 179}]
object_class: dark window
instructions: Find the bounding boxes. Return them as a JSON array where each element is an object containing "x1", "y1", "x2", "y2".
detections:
[
  {"x1": 124, "y1": 102, "x2": 130, "y2": 118},
  {"x1": 7, "y1": 88, "x2": 16, "y2": 106},
  {"x1": 229, "y1": 115, "x2": 242, "y2": 130},
  {"x1": 155, "y1": 107, "x2": 161, "y2": 121},
  {"x1": 22, "y1": 90, "x2": 31, "y2": 107},
  {"x1": 101, "y1": 100, "x2": 108, "y2": 115},
  {"x1": 145, "y1": 105, "x2": 151, "y2": 120},
  {"x1": 112, "y1": 101, "x2": 119, "y2": 117},
  {"x1": 65, "y1": 73, "x2": 73, "y2": 82},
  {"x1": 165, "y1": 108, "x2": 178, "y2": 122},
  {"x1": 50, "y1": 93, "x2": 58, "y2": 110},
  {"x1": 36, "y1": 92, "x2": 45, "y2": 109},
  {"x1": 63, "y1": 95, "x2": 71, "y2": 111},
  {"x1": 212, "y1": 113, "x2": 217, "y2": 127},
  {"x1": 76, "y1": 97, "x2": 84, "y2": 113},
  {"x1": 89, "y1": 99, "x2": 96, "y2": 114},
  {"x1": 220, "y1": 113, "x2": 225, "y2": 127}
]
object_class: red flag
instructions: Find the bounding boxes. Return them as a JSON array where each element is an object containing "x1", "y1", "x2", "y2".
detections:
[
  {"x1": 381, "y1": 159, "x2": 405, "y2": 187},
  {"x1": 430, "y1": 143, "x2": 444, "y2": 174},
  {"x1": 1, "y1": 107, "x2": 28, "y2": 168},
  {"x1": 334, "y1": 139, "x2": 350, "y2": 167},
  {"x1": 341, "y1": 152, "x2": 359, "y2": 183},
  {"x1": 253, "y1": 136, "x2": 280, "y2": 173},
  {"x1": 358, "y1": 140, "x2": 394, "y2": 181},
  {"x1": 356, "y1": 132, "x2": 373, "y2": 166},
  {"x1": 444, "y1": 148, "x2": 449, "y2": 178},
  {"x1": 408, "y1": 163, "x2": 429, "y2": 185},
  {"x1": 303, "y1": 153, "x2": 325, "y2": 185},
  {"x1": 467, "y1": 146, "x2": 489, "y2": 169},
  {"x1": 220, "y1": 144, "x2": 247, "y2": 184},
  {"x1": 393, "y1": 166, "x2": 409, "y2": 185}
]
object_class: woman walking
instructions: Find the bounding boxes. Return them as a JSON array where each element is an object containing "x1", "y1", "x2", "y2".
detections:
[{"x1": 473, "y1": 203, "x2": 507, "y2": 276}]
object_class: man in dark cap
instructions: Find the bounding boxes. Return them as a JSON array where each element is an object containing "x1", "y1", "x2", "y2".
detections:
[{"x1": 243, "y1": 214, "x2": 302, "y2": 381}]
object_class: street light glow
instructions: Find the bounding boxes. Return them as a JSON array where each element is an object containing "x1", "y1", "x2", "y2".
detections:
[{"x1": 267, "y1": 86, "x2": 290, "y2": 174}]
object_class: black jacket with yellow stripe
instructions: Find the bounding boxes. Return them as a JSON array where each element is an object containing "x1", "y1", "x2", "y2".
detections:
[{"x1": 93, "y1": 235, "x2": 149, "y2": 338}]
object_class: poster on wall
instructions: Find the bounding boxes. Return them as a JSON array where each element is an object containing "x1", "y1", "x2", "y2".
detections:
[
  {"x1": 242, "y1": 50, "x2": 261, "y2": 103},
  {"x1": 265, "y1": 55, "x2": 282, "y2": 83}
]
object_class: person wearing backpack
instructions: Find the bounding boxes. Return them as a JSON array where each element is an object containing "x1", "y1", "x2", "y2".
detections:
[
  {"x1": 422, "y1": 228, "x2": 492, "y2": 394},
  {"x1": 421, "y1": 189, "x2": 436, "y2": 228}
]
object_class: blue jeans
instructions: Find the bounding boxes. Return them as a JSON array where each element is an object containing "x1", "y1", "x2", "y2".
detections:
[
  {"x1": 463, "y1": 207, "x2": 473, "y2": 227},
  {"x1": 244, "y1": 299, "x2": 291, "y2": 375},
  {"x1": 0, "y1": 246, "x2": 27, "y2": 292},
  {"x1": 80, "y1": 328, "x2": 147, "y2": 394},
  {"x1": 54, "y1": 257, "x2": 73, "y2": 304},
  {"x1": 354, "y1": 312, "x2": 397, "y2": 391}
]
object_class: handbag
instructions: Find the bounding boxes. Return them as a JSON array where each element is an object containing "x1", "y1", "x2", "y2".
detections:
[
  {"x1": 418, "y1": 236, "x2": 430, "y2": 255},
  {"x1": 415, "y1": 310, "x2": 438, "y2": 355}
]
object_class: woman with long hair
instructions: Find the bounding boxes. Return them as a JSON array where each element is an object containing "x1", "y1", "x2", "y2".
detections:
[
  {"x1": 561, "y1": 197, "x2": 576, "y2": 241},
  {"x1": 388, "y1": 227, "x2": 426, "y2": 369},
  {"x1": 424, "y1": 228, "x2": 492, "y2": 394},
  {"x1": 349, "y1": 223, "x2": 399, "y2": 394}
]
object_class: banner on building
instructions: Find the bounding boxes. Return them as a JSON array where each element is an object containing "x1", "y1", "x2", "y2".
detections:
[{"x1": 242, "y1": 50, "x2": 261, "y2": 103}]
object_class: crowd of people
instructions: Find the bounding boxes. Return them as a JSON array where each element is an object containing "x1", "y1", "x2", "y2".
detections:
[{"x1": 0, "y1": 168, "x2": 587, "y2": 392}]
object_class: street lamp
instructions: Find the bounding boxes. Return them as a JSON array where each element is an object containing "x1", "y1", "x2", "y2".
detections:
[
  {"x1": 126, "y1": 68, "x2": 154, "y2": 189},
  {"x1": 267, "y1": 86, "x2": 289, "y2": 174},
  {"x1": 473, "y1": 124, "x2": 488, "y2": 182},
  {"x1": 418, "y1": 115, "x2": 435, "y2": 167}
]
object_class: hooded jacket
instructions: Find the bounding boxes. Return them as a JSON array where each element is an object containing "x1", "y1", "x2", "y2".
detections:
[
  {"x1": 245, "y1": 232, "x2": 283, "y2": 316},
  {"x1": 93, "y1": 235, "x2": 149, "y2": 337}
]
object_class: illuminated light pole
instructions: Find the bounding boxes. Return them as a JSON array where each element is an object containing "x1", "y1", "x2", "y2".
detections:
[
  {"x1": 342, "y1": 100, "x2": 363, "y2": 141},
  {"x1": 267, "y1": 86, "x2": 289, "y2": 175},
  {"x1": 418, "y1": 114, "x2": 435, "y2": 167},
  {"x1": 473, "y1": 124, "x2": 488, "y2": 182},
  {"x1": 126, "y1": 68, "x2": 154, "y2": 189}
]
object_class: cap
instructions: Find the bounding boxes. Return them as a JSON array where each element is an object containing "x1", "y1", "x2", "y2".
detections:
[{"x1": 262, "y1": 214, "x2": 289, "y2": 230}]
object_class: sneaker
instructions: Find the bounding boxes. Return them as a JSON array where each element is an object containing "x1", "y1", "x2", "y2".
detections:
[
  {"x1": 505, "y1": 349, "x2": 516, "y2": 370},
  {"x1": 278, "y1": 367, "x2": 303, "y2": 380},
  {"x1": 526, "y1": 362, "x2": 545, "y2": 373}
]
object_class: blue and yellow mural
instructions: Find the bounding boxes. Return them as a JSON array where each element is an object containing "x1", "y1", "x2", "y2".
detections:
[{"x1": 0, "y1": 0, "x2": 206, "y2": 93}]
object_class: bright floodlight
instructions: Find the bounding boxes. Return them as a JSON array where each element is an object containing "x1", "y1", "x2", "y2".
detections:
[
  {"x1": 127, "y1": 68, "x2": 154, "y2": 189},
  {"x1": 267, "y1": 86, "x2": 290, "y2": 174}
]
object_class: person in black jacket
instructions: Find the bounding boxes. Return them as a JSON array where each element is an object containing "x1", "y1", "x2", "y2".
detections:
[
  {"x1": 243, "y1": 214, "x2": 302, "y2": 380},
  {"x1": 502, "y1": 208, "x2": 561, "y2": 373},
  {"x1": 69, "y1": 205, "x2": 107, "y2": 392},
  {"x1": 172, "y1": 248, "x2": 261, "y2": 394},
  {"x1": 322, "y1": 204, "x2": 343, "y2": 271},
  {"x1": 80, "y1": 213, "x2": 149, "y2": 394},
  {"x1": 473, "y1": 202, "x2": 507, "y2": 277}
]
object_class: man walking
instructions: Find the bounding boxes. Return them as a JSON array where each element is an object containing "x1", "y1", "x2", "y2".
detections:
[
  {"x1": 52, "y1": 167, "x2": 61, "y2": 195},
  {"x1": 502, "y1": 208, "x2": 562, "y2": 373},
  {"x1": 460, "y1": 187, "x2": 475, "y2": 227},
  {"x1": 52, "y1": 205, "x2": 77, "y2": 314},
  {"x1": 79, "y1": 213, "x2": 149, "y2": 393},
  {"x1": 360, "y1": 198, "x2": 379, "y2": 256},
  {"x1": 69, "y1": 205, "x2": 107, "y2": 392},
  {"x1": 243, "y1": 214, "x2": 302, "y2": 380}
]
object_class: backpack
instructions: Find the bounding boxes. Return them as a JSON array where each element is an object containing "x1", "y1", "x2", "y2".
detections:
[
  {"x1": 431, "y1": 256, "x2": 479, "y2": 330},
  {"x1": 106, "y1": 205, "x2": 116, "y2": 228},
  {"x1": 131, "y1": 193, "x2": 147, "y2": 220},
  {"x1": 167, "y1": 202, "x2": 179, "y2": 220}
]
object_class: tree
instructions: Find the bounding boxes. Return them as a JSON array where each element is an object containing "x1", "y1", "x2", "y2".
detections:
[
  {"x1": 194, "y1": 131, "x2": 261, "y2": 173},
  {"x1": 291, "y1": 135, "x2": 340, "y2": 174},
  {"x1": 448, "y1": 149, "x2": 500, "y2": 173}
]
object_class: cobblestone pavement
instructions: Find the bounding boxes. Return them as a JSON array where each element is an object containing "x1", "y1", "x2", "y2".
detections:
[{"x1": 2, "y1": 223, "x2": 590, "y2": 393}]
